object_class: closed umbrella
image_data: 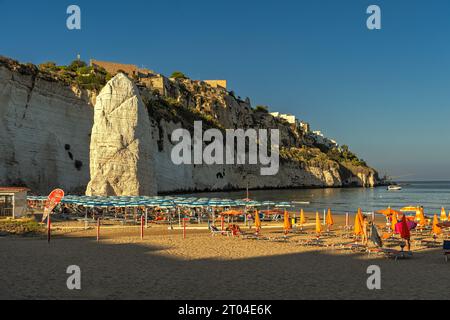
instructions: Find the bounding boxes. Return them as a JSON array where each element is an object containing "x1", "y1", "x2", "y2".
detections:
[
  {"x1": 441, "y1": 207, "x2": 448, "y2": 222},
  {"x1": 391, "y1": 212, "x2": 398, "y2": 233},
  {"x1": 417, "y1": 207, "x2": 426, "y2": 227},
  {"x1": 354, "y1": 208, "x2": 364, "y2": 236},
  {"x1": 325, "y1": 208, "x2": 334, "y2": 231},
  {"x1": 315, "y1": 211, "x2": 322, "y2": 234},
  {"x1": 254, "y1": 210, "x2": 261, "y2": 233},
  {"x1": 433, "y1": 214, "x2": 442, "y2": 236},
  {"x1": 299, "y1": 209, "x2": 306, "y2": 231},
  {"x1": 283, "y1": 210, "x2": 291, "y2": 234}
]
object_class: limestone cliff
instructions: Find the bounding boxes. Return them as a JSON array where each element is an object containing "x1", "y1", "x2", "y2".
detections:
[
  {"x1": 0, "y1": 58, "x2": 94, "y2": 195},
  {"x1": 85, "y1": 74, "x2": 156, "y2": 196},
  {"x1": 0, "y1": 56, "x2": 382, "y2": 195}
]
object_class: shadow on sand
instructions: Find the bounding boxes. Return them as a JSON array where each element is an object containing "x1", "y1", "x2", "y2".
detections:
[{"x1": 0, "y1": 232, "x2": 448, "y2": 300}]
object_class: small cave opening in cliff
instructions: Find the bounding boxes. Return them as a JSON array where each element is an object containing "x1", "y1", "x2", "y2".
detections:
[{"x1": 74, "y1": 160, "x2": 83, "y2": 171}]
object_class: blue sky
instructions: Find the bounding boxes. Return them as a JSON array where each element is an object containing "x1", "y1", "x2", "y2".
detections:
[{"x1": 1, "y1": 0, "x2": 450, "y2": 180}]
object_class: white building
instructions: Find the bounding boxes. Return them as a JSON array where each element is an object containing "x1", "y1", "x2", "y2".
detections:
[{"x1": 0, "y1": 187, "x2": 29, "y2": 218}]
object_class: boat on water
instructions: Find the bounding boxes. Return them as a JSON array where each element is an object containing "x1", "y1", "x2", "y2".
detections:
[{"x1": 388, "y1": 185, "x2": 402, "y2": 191}]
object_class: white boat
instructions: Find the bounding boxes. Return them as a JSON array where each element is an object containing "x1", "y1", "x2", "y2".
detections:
[{"x1": 387, "y1": 185, "x2": 402, "y2": 191}]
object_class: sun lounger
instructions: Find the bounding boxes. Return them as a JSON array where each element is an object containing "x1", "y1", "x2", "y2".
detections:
[
  {"x1": 242, "y1": 233, "x2": 269, "y2": 241},
  {"x1": 209, "y1": 225, "x2": 230, "y2": 237},
  {"x1": 298, "y1": 237, "x2": 325, "y2": 247},
  {"x1": 269, "y1": 235, "x2": 290, "y2": 242},
  {"x1": 367, "y1": 247, "x2": 413, "y2": 260},
  {"x1": 416, "y1": 239, "x2": 442, "y2": 248},
  {"x1": 338, "y1": 242, "x2": 367, "y2": 253}
]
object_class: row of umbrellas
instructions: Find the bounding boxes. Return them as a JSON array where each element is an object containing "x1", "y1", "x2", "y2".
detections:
[{"x1": 27, "y1": 195, "x2": 295, "y2": 210}]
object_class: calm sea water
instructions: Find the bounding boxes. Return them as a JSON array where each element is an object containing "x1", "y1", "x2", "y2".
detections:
[{"x1": 182, "y1": 181, "x2": 450, "y2": 215}]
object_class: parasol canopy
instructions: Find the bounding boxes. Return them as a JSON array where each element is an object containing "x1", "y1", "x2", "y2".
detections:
[{"x1": 377, "y1": 207, "x2": 402, "y2": 216}]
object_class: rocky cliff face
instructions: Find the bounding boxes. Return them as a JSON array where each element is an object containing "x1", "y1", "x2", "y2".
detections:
[
  {"x1": 86, "y1": 74, "x2": 156, "y2": 196},
  {"x1": 0, "y1": 59, "x2": 94, "y2": 195},
  {"x1": 0, "y1": 57, "x2": 381, "y2": 195}
]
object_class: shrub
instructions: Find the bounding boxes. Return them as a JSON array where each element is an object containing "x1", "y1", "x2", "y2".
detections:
[
  {"x1": 255, "y1": 105, "x2": 269, "y2": 113},
  {"x1": 68, "y1": 60, "x2": 87, "y2": 71},
  {"x1": 170, "y1": 71, "x2": 187, "y2": 79}
]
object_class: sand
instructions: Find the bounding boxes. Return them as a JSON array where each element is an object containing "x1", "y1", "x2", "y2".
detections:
[{"x1": 0, "y1": 213, "x2": 449, "y2": 300}]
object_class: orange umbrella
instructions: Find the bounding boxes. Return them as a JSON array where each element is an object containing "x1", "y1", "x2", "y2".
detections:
[
  {"x1": 391, "y1": 212, "x2": 398, "y2": 233},
  {"x1": 377, "y1": 207, "x2": 402, "y2": 216},
  {"x1": 299, "y1": 209, "x2": 306, "y2": 230},
  {"x1": 440, "y1": 207, "x2": 448, "y2": 222},
  {"x1": 315, "y1": 211, "x2": 322, "y2": 234},
  {"x1": 433, "y1": 214, "x2": 442, "y2": 236},
  {"x1": 220, "y1": 210, "x2": 243, "y2": 216},
  {"x1": 325, "y1": 208, "x2": 334, "y2": 231},
  {"x1": 354, "y1": 208, "x2": 364, "y2": 236},
  {"x1": 417, "y1": 207, "x2": 426, "y2": 227},
  {"x1": 283, "y1": 210, "x2": 291, "y2": 234},
  {"x1": 254, "y1": 210, "x2": 261, "y2": 232}
]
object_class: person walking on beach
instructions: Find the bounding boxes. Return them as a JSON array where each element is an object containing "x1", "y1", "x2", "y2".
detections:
[{"x1": 396, "y1": 214, "x2": 412, "y2": 251}]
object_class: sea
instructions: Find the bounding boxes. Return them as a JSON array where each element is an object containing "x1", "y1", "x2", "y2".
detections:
[{"x1": 182, "y1": 181, "x2": 450, "y2": 215}]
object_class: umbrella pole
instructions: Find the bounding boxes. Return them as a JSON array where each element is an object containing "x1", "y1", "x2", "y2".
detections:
[
  {"x1": 145, "y1": 208, "x2": 148, "y2": 229},
  {"x1": 85, "y1": 208, "x2": 88, "y2": 230}
]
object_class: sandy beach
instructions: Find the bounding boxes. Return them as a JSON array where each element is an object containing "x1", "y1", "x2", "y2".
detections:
[{"x1": 1, "y1": 213, "x2": 449, "y2": 300}]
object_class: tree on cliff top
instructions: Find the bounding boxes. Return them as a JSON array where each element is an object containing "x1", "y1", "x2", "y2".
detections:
[
  {"x1": 170, "y1": 71, "x2": 188, "y2": 79},
  {"x1": 255, "y1": 105, "x2": 269, "y2": 113}
]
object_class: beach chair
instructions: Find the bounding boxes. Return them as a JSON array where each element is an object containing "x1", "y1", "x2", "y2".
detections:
[
  {"x1": 443, "y1": 240, "x2": 450, "y2": 262},
  {"x1": 209, "y1": 225, "x2": 230, "y2": 237},
  {"x1": 367, "y1": 247, "x2": 412, "y2": 260},
  {"x1": 367, "y1": 224, "x2": 412, "y2": 260},
  {"x1": 297, "y1": 235, "x2": 326, "y2": 247}
]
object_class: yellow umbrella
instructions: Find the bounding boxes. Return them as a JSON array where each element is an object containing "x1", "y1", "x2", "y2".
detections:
[
  {"x1": 315, "y1": 211, "x2": 322, "y2": 234},
  {"x1": 326, "y1": 208, "x2": 334, "y2": 231},
  {"x1": 283, "y1": 210, "x2": 291, "y2": 234},
  {"x1": 354, "y1": 208, "x2": 364, "y2": 235},
  {"x1": 254, "y1": 210, "x2": 261, "y2": 233},
  {"x1": 299, "y1": 209, "x2": 306, "y2": 230},
  {"x1": 417, "y1": 207, "x2": 426, "y2": 227},
  {"x1": 391, "y1": 212, "x2": 398, "y2": 232},
  {"x1": 401, "y1": 206, "x2": 420, "y2": 212},
  {"x1": 433, "y1": 214, "x2": 442, "y2": 236},
  {"x1": 441, "y1": 207, "x2": 448, "y2": 222}
]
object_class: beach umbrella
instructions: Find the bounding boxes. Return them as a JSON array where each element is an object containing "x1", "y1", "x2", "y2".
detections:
[
  {"x1": 432, "y1": 214, "x2": 442, "y2": 236},
  {"x1": 283, "y1": 210, "x2": 291, "y2": 234},
  {"x1": 325, "y1": 208, "x2": 334, "y2": 230},
  {"x1": 377, "y1": 207, "x2": 402, "y2": 216},
  {"x1": 417, "y1": 207, "x2": 427, "y2": 227},
  {"x1": 299, "y1": 209, "x2": 306, "y2": 230},
  {"x1": 255, "y1": 210, "x2": 261, "y2": 233},
  {"x1": 370, "y1": 223, "x2": 383, "y2": 247},
  {"x1": 354, "y1": 208, "x2": 364, "y2": 236},
  {"x1": 315, "y1": 211, "x2": 322, "y2": 234},
  {"x1": 391, "y1": 212, "x2": 398, "y2": 233},
  {"x1": 441, "y1": 207, "x2": 448, "y2": 222},
  {"x1": 401, "y1": 206, "x2": 421, "y2": 212}
]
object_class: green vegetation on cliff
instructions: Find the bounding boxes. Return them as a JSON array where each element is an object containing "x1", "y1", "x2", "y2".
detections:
[{"x1": 38, "y1": 60, "x2": 113, "y2": 91}]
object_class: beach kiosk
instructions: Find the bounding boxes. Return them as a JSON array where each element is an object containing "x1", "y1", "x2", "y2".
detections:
[{"x1": 0, "y1": 187, "x2": 29, "y2": 218}]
